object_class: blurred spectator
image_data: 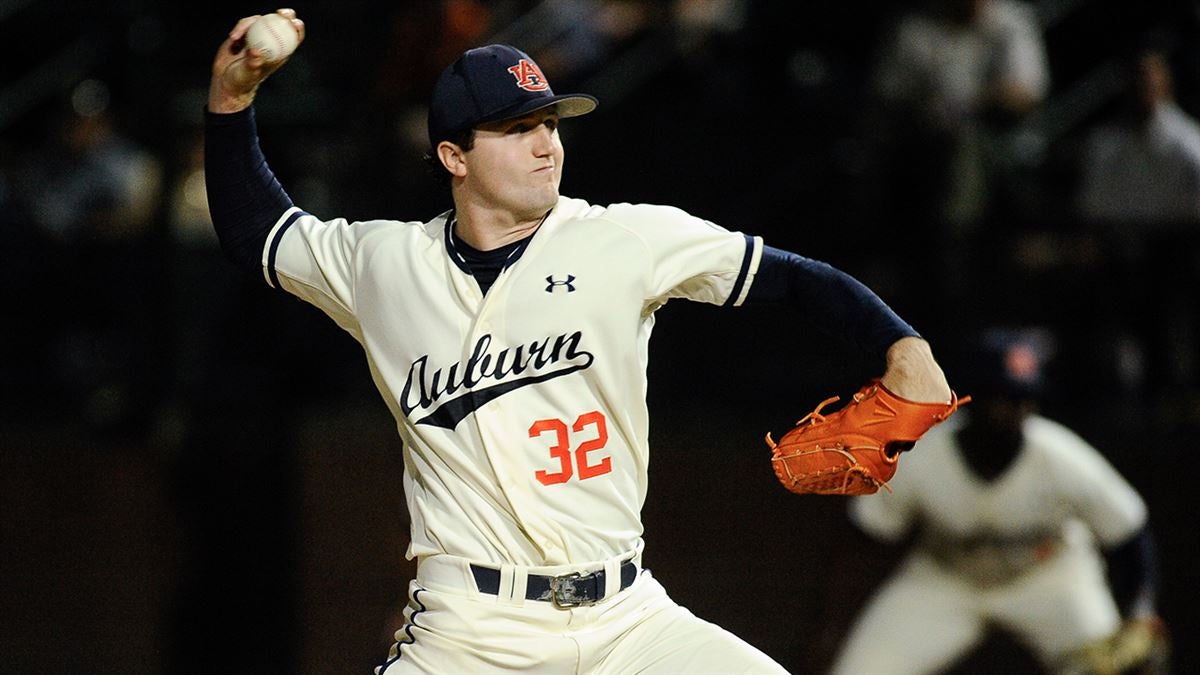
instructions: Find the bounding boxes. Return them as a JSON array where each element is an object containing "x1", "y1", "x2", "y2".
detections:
[
  {"x1": 1078, "y1": 46, "x2": 1200, "y2": 229},
  {"x1": 18, "y1": 79, "x2": 162, "y2": 243},
  {"x1": 870, "y1": 0, "x2": 1049, "y2": 234},
  {"x1": 10, "y1": 79, "x2": 164, "y2": 433},
  {"x1": 829, "y1": 327, "x2": 1165, "y2": 675},
  {"x1": 1075, "y1": 43, "x2": 1200, "y2": 406}
]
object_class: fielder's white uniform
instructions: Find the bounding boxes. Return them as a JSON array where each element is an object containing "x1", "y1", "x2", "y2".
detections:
[
  {"x1": 264, "y1": 196, "x2": 785, "y2": 673},
  {"x1": 830, "y1": 413, "x2": 1147, "y2": 675}
]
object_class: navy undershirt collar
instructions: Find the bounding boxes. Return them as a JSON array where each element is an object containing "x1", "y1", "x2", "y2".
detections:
[{"x1": 444, "y1": 211, "x2": 544, "y2": 294}]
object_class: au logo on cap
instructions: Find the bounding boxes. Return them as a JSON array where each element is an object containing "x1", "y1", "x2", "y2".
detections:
[{"x1": 508, "y1": 59, "x2": 549, "y2": 92}]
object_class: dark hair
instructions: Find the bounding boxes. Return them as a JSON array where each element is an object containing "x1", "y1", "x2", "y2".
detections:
[{"x1": 423, "y1": 127, "x2": 476, "y2": 188}]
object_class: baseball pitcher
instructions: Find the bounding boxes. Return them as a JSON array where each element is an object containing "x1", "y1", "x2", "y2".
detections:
[{"x1": 205, "y1": 9, "x2": 958, "y2": 673}]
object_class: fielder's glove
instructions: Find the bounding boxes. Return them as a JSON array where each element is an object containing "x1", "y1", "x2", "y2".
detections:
[
  {"x1": 765, "y1": 379, "x2": 968, "y2": 495},
  {"x1": 1065, "y1": 616, "x2": 1170, "y2": 675}
]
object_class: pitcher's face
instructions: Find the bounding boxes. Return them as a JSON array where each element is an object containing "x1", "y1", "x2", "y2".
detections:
[{"x1": 465, "y1": 108, "x2": 564, "y2": 219}]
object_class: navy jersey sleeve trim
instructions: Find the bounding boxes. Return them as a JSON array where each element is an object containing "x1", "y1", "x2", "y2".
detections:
[
  {"x1": 266, "y1": 210, "x2": 306, "y2": 289},
  {"x1": 204, "y1": 105, "x2": 295, "y2": 276},
  {"x1": 745, "y1": 245, "x2": 918, "y2": 360},
  {"x1": 722, "y1": 235, "x2": 755, "y2": 308}
]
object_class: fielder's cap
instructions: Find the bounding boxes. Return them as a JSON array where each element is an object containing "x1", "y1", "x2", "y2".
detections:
[
  {"x1": 964, "y1": 327, "x2": 1054, "y2": 400},
  {"x1": 427, "y1": 44, "x2": 598, "y2": 148}
]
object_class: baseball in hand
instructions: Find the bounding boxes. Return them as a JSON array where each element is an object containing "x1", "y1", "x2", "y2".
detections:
[{"x1": 245, "y1": 13, "x2": 298, "y2": 63}]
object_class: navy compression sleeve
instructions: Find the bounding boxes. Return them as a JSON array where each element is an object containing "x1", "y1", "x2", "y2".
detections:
[
  {"x1": 745, "y1": 245, "x2": 919, "y2": 360},
  {"x1": 1104, "y1": 527, "x2": 1158, "y2": 616},
  {"x1": 204, "y1": 106, "x2": 294, "y2": 273}
]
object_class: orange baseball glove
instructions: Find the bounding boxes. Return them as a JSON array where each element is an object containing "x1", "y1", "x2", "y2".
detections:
[{"x1": 765, "y1": 380, "x2": 968, "y2": 495}]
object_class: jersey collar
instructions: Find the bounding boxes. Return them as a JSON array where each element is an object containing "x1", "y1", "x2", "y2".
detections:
[{"x1": 443, "y1": 209, "x2": 547, "y2": 276}]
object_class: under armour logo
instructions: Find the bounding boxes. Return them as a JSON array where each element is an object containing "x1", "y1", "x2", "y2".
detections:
[
  {"x1": 508, "y1": 59, "x2": 550, "y2": 92},
  {"x1": 545, "y1": 275, "x2": 576, "y2": 293}
]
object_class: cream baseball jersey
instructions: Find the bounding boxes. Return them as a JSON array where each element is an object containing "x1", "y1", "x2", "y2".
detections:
[
  {"x1": 263, "y1": 196, "x2": 761, "y2": 566},
  {"x1": 850, "y1": 413, "x2": 1147, "y2": 559}
]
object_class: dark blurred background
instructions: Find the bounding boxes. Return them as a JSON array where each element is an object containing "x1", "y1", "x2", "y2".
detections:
[{"x1": 2, "y1": 0, "x2": 1198, "y2": 673}]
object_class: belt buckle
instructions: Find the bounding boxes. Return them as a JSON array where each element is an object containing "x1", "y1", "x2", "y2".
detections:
[{"x1": 549, "y1": 571, "x2": 596, "y2": 608}]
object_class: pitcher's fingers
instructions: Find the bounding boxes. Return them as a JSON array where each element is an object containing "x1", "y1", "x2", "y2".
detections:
[
  {"x1": 272, "y1": 9, "x2": 306, "y2": 43},
  {"x1": 228, "y1": 14, "x2": 262, "y2": 43}
]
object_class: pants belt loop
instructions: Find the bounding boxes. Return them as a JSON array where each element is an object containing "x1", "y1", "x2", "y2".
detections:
[
  {"x1": 508, "y1": 565, "x2": 528, "y2": 607},
  {"x1": 497, "y1": 565, "x2": 518, "y2": 605},
  {"x1": 602, "y1": 556, "x2": 621, "y2": 600}
]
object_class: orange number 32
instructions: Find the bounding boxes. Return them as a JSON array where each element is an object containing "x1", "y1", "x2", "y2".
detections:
[{"x1": 530, "y1": 411, "x2": 611, "y2": 485}]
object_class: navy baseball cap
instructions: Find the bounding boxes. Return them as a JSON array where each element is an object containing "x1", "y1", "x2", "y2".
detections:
[
  {"x1": 964, "y1": 328, "x2": 1053, "y2": 400},
  {"x1": 427, "y1": 44, "x2": 598, "y2": 148}
]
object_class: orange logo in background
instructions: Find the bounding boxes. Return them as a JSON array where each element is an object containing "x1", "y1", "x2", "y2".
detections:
[
  {"x1": 1005, "y1": 345, "x2": 1040, "y2": 383},
  {"x1": 508, "y1": 59, "x2": 549, "y2": 91}
]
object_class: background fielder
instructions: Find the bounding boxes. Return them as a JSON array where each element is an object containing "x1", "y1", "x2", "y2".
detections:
[
  {"x1": 206, "y1": 9, "x2": 955, "y2": 673},
  {"x1": 830, "y1": 327, "x2": 1161, "y2": 675}
]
